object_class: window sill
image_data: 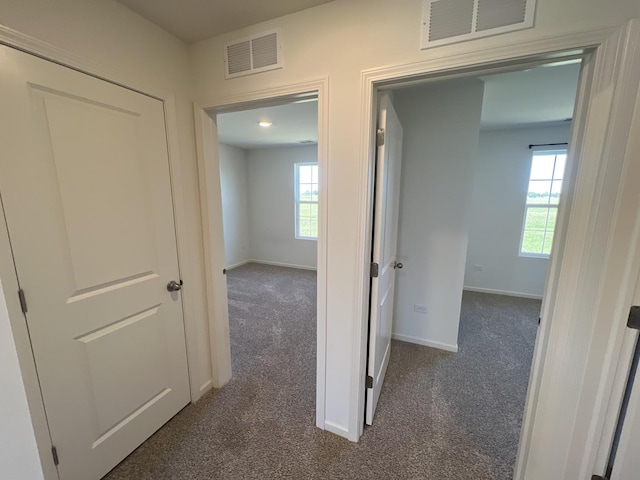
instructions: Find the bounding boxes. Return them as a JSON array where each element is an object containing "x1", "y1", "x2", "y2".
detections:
[
  {"x1": 519, "y1": 252, "x2": 551, "y2": 259},
  {"x1": 295, "y1": 236, "x2": 318, "y2": 241}
]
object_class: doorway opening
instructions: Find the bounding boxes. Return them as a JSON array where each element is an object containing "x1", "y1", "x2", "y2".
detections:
[
  {"x1": 214, "y1": 96, "x2": 320, "y2": 425},
  {"x1": 364, "y1": 59, "x2": 582, "y2": 478}
]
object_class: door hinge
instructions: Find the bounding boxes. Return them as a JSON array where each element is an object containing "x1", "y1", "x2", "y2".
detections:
[
  {"x1": 223, "y1": 268, "x2": 227, "y2": 275},
  {"x1": 18, "y1": 288, "x2": 27, "y2": 314},
  {"x1": 376, "y1": 128, "x2": 385, "y2": 147},
  {"x1": 538, "y1": 317, "x2": 541, "y2": 325},
  {"x1": 628, "y1": 305, "x2": 640, "y2": 330},
  {"x1": 370, "y1": 262, "x2": 379, "y2": 278},
  {"x1": 366, "y1": 375, "x2": 374, "y2": 389},
  {"x1": 51, "y1": 446, "x2": 59, "y2": 466}
]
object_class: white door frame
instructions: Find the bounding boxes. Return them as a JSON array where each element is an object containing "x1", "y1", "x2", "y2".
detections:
[
  {"x1": 353, "y1": 20, "x2": 640, "y2": 479},
  {"x1": 0, "y1": 26, "x2": 201, "y2": 480},
  {"x1": 192, "y1": 77, "x2": 330, "y2": 429}
]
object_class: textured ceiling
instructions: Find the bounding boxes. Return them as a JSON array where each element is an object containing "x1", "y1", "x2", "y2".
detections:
[{"x1": 117, "y1": 0, "x2": 335, "y2": 43}]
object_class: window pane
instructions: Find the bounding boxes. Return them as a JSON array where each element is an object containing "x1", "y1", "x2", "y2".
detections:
[
  {"x1": 546, "y1": 208, "x2": 558, "y2": 230},
  {"x1": 527, "y1": 180, "x2": 552, "y2": 204},
  {"x1": 300, "y1": 184, "x2": 313, "y2": 201},
  {"x1": 299, "y1": 165, "x2": 312, "y2": 183},
  {"x1": 530, "y1": 155, "x2": 555, "y2": 180},
  {"x1": 299, "y1": 203, "x2": 311, "y2": 218},
  {"x1": 295, "y1": 163, "x2": 318, "y2": 239},
  {"x1": 549, "y1": 180, "x2": 562, "y2": 205},
  {"x1": 554, "y1": 155, "x2": 567, "y2": 180},
  {"x1": 522, "y1": 230, "x2": 544, "y2": 254},
  {"x1": 525, "y1": 207, "x2": 549, "y2": 230},
  {"x1": 542, "y1": 230, "x2": 554, "y2": 255},
  {"x1": 300, "y1": 219, "x2": 311, "y2": 237}
]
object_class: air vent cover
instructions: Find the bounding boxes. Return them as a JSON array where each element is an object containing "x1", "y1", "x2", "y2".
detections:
[
  {"x1": 225, "y1": 30, "x2": 282, "y2": 79},
  {"x1": 422, "y1": 0, "x2": 535, "y2": 49}
]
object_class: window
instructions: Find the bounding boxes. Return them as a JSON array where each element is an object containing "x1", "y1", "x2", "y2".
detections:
[
  {"x1": 520, "y1": 150, "x2": 567, "y2": 257},
  {"x1": 295, "y1": 163, "x2": 318, "y2": 239}
]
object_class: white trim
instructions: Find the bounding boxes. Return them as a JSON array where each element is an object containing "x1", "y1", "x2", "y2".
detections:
[
  {"x1": 193, "y1": 107, "x2": 233, "y2": 389},
  {"x1": 391, "y1": 334, "x2": 459, "y2": 353},
  {"x1": 193, "y1": 76, "x2": 329, "y2": 432},
  {"x1": 247, "y1": 260, "x2": 317, "y2": 271},
  {"x1": 353, "y1": 21, "x2": 640, "y2": 479},
  {"x1": 198, "y1": 379, "x2": 214, "y2": 394},
  {"x1": 463, "y1": 286, "x2": 543, "y2": 300},
  {"x1": 323, "y1": 420, "x2": 350, "y2": 437},
  {"x1": 0, "y1": 23, "x2": 204, "y2": 480}
]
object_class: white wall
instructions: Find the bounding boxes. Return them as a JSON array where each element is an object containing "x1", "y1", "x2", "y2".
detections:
[
  {"x1": 190, "y1": 0, "x2": 640, "y2": 437},
  {"x1": 247, "y1": 145, "x2": 318, "y2": 269},
  {"x1": 392, "y1": 80, "x2": 484, "y2": 351},
  {"x1": 0, "y1": 278, "x2": 44, "y2": 480},
  {"x1": 219, "y1": 144, "x2": 251, "y2": 268},
  {"x1": 464, "y1": 125, "x2": 572, "y2": 298}
]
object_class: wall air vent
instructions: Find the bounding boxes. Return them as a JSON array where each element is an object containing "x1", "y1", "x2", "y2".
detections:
[
  {"x1": 421, "y1": 0, "x2": 535, "y2": 49},
  {"x1": 224, "y1": 30, "x2": 282, "y2": 79}
]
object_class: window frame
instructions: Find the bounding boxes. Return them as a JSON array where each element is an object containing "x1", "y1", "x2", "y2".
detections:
[
  {"x1": 294, "y1": 162, "x2": 319, "y2": 240},
  {"x1": 519, "y1": 149, "x2": 567, "y2": 259}
]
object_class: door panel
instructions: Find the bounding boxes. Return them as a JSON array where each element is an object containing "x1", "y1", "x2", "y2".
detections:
[
  {"x1": 366, "y1": 92, "x2": 403, "y2": 425},
  {"x1": 0, "y1": 46, "x2": 190, "y2": 480},
  {"x1": 40, "y1": 88, "x2": 157, "y2": 291}
]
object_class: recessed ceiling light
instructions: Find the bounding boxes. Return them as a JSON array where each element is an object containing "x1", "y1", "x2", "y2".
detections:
[{"x1": 258, "y1": 120, "x2": 272, "y2": 128}]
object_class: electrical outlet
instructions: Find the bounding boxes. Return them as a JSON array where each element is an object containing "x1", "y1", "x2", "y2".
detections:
[
  {"x1": 414, "y1": 304, "x2": 427, "y2": 314},
  {"x1": 473, "y1": 264, "x2": 483, "y2": 271}
]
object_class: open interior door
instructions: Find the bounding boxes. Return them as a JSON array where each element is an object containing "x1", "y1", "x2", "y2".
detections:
[{"x1": 366, "y1": 92, "x2": 404, "y2": 425}]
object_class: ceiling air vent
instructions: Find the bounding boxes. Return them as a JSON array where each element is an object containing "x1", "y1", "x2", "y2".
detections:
[
  {"x1": 224, "y1": 30, "x2": 282, "y2": 79},
  {"x1": 421, "y1": 0, "x2": 535, "y2": 49}
]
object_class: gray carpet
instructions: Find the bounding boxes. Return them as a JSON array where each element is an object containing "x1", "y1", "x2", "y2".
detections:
[{"x1": 105, "y1": 263, "x2": 540, "y2": 479}]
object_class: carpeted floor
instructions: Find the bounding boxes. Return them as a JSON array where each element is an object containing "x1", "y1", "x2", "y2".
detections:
[{"x1": 104, "y1": 263, "x2": 540, "y2": 480}]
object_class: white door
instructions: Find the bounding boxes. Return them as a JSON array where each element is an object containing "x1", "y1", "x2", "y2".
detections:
[
  {"x1": 0, "y1": 46, "x2": 190, "y2": 480},
  {"x1": 366, "y1": 92, "x2": 404, "y2": 425}
]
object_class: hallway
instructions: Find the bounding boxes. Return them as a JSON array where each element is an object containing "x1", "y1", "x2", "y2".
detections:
[{"x1": 105, "y1": 264, "x2": 539, "y2": 479}]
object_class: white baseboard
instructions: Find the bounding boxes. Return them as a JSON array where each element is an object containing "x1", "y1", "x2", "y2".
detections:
[
  {"x1": 226, "y1": 259, "x2": 251, "y2": 270},
  {"x1": 324, "y1": 420, "x2": 350, "y2": 438},
  {"x1": 191, "y1": 379, "x2": 213, "y2": 403},
  {"x1": 391, "y1": 333, "x2": 458, "y2": 352},
  {"x1": 199, "y1": 379, "x2": 213, "y2": 393},
  {"x1": 248, "y1": 259, "x2": 317, "y2": 271},
  {"x1": 463, "y1": 286, "x2": 543, "y2": 300}
]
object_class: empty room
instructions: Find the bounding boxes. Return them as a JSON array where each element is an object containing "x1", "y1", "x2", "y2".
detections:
[
  {"x1": 217, "y1": 98, "x2": 320, "y2": 429},
  {"x1": 364, "y1": 61, "x2": 581, "y2": 477}
]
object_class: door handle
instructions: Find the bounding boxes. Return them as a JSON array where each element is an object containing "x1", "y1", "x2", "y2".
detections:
[
  {"x1": 393, "y1": 262, "x2": 403, "y2": 269},
  {"x1": 167, "y1": 280, "x2": 183, "y2": 292}
]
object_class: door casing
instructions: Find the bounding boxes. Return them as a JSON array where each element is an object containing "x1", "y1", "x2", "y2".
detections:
[{"x1": 193, "y1": 80, "x2": 330, "y2": 433}]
